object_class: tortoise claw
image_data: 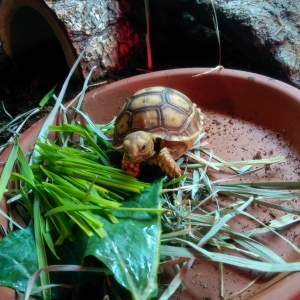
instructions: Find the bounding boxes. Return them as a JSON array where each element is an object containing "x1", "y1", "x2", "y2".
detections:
[{"x1": 157, "y1": 147, "x2": 182, "y2": 178}]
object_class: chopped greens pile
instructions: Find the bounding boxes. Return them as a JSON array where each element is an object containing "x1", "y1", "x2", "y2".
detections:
[{"x1": 1, "y1": 123, "x2": 163, "y2": 300}]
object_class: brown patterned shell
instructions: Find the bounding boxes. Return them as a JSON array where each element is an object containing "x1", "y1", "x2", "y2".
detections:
[{"x1": 113, "y1": 86, "x2": 206, "y2": 148}]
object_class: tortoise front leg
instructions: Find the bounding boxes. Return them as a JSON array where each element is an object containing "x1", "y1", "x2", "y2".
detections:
[{"x1": 157, "y1": 147, "x2": 182, "y2": 178}]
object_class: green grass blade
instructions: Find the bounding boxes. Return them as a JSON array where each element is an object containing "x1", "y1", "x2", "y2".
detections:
[
  {"x1": 163, "y1": 174, "x2": 187, "y2": 188},
  {"x1": 68, "y1": 107, "x2": 110, "y2": 141},
  {"x1": 0, "y1": 140, "x2": 18, "y2": 203},
  {"x1": 67, "y1": 212, "x2": 94, "y2": 237},
  {"x1": 103, "y1": 209, "x2": 119, "y2": 224},
  {"x1": 33, "y1": 192, "x2": 51, "y2": 300},
  {"x1": 36, "y1": 185, "x2": 75, "y2": 244},
  {"x1": 17, "y1": 140, "x2": 35, "y2": 187},
  {"x1": 39, "y1": 213, "x2": 60, "y2": 260},
  {"x1": 39, "y1": 84, "x2": 57, "y2": 107},
  {"x1": 71, "y1": 66, "x2": 96, "y2": 116},
  {"x1": 92, "y1": 226, "x2": 107, "y2": 239},
  {"x1": 1, "y1": 101, "x2": 13, "y2": 119},
  {"x1": 82, "y1": 128, "x2": 110, "y2": 165}
]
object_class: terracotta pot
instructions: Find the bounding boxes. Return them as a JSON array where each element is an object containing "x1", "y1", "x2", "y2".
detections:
[{"x1": 1, "y1": 68, "x2": 300, "y2": 299}]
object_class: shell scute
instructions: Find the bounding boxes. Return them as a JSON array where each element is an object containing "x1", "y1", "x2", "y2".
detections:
[
  {"x1": 167, "y1": 92, "x2": 192, "y2": 113},
  {"x1": 115, "y1": 111, "x2": 131, "y2": 136},
  {"x1": 161, "y1": 105, "x2": 187, "y2": 129},
  {"x1": 129, "y1": 93, "x2": 163, "y2": 110},
  {"x1": 132, "y1": 109, "x2": 160, "y2": 129}
]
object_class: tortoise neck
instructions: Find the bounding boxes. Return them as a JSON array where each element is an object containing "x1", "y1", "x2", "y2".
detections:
[{"x1": 154, "y1": 137, "x2": 163, "y2": 153}]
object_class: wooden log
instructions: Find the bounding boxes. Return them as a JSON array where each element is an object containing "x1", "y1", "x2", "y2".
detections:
[{"x1": 0, "y1": 0, "x2": 139, "y2": 79}]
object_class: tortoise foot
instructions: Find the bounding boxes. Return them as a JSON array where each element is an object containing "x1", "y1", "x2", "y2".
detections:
[{"x1": 158, "y1": 148, "x2": 182, "y2": 178}]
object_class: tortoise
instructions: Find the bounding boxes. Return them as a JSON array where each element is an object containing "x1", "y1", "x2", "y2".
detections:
[{"x1": 113, "y1": 86, "x2": 206, "y2": 178}]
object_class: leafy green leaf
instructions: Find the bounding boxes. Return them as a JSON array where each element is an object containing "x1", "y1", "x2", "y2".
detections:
[
  {"x1": 81, "y1": 178, "x2": 163, "y2": 300},
  {"x1": 0, "y1": 223, "x2": 38, "y2": 291}
]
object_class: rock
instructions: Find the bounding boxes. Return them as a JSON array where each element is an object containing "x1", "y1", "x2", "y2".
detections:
[{"x1": 149, "y1": 0, "x2": 300, "y2": 87}]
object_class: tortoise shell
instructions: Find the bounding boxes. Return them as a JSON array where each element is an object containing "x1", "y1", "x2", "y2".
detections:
[{"x1": 113, "y1": 86, "x2": 206, "y2": 149}]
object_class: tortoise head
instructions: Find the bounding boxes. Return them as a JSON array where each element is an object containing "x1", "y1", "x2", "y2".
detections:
[{"x1": 123, "y1": 131, "x2": 155, "y2": 163}]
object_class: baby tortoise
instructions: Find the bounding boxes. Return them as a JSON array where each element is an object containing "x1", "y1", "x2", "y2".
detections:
[{"x1": 113, "y1": 86, "x2": 206, "y2": 177}]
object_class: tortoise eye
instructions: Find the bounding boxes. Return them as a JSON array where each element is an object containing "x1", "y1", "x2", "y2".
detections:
[{"x1": 141, "y1": 144, "x2": 146, "y2": 151}]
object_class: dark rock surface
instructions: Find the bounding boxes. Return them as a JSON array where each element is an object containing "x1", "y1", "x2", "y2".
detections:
[{"x1": 147, "y1": 0, "x2": 300, "y2": 87}]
